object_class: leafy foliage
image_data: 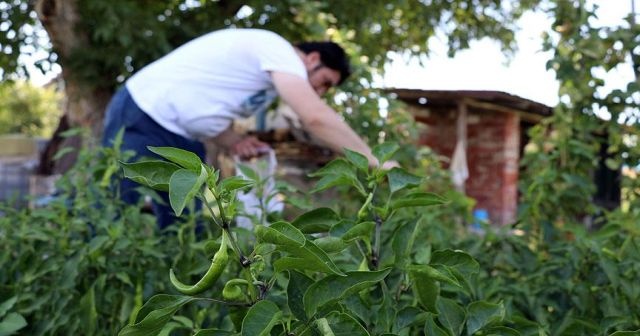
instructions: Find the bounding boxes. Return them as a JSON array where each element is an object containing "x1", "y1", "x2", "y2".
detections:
[
  {"x1": 519, "y1": 1, "x2": 640, "y2": 236},
  {"x1": 1, "y1": 140, "x2": 639, "y2": 335},
  {"x1": 0, "y1": 137, "x2": 214, "y2": 335},
  {"x1": 1, "y1": 3, "x2": 639, "y2": 333},
  {"x1": 0, "y1": 80, "x2": 63, "y2": 137},
  {"x1": 113, "y1": 144, "x2": 639, "y2": 335}
]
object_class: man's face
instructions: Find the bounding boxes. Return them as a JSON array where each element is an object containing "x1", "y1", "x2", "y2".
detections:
[{"x1": 303, "y1": 52, "x2": 341, "y2": 95}]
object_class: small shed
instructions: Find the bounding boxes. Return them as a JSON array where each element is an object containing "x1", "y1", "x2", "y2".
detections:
[{"x1": 391, "y1": 89, "x2": 553, "y2": 225}]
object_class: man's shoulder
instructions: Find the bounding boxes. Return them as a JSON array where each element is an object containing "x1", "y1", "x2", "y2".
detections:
[{"x1": 214, "y1": 28, "x2": 285, "y2": 40}]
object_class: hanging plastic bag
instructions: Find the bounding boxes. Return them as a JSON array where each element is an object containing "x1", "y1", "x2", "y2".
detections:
[{"x1": 234, "y1": 149, "x2": 283, "y2": 229}]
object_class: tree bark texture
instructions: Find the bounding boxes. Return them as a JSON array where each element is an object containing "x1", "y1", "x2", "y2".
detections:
[{"x1": 35, "y1": 0, "x2": 113, "y2": 174}]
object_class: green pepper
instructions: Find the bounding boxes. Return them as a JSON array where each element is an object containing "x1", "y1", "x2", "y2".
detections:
[
  {"x1": 222, "y1": 278, "x2": 249, "y2": 301},
  {"x1": 357, "y1": 192, "x2": 374, "y2": 220},
  {"x1": 169, "y1": 231, "x2": 230, "y2": 295}
]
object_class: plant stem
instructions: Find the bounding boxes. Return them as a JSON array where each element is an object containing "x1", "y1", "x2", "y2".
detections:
[
  {"x1": 202, "y1": 196, "x2": 224, "y2": 229},
  {"x1": 202, "y1": 190, "x2": 250, "y2": 267},
  {"x1": 212, "y1": 192, "x2": 231, "y2": 229},
  {"x1": 372, "y1": 214, "x2": 382, "y2": 269},
  {"x1": 198, "y1": 298, "x2": 252, "y2": 306},
  {"x1": 355, "y1": 241, "x2": 368, "y2": 259},
  {"x1": 290, "y1": 317, "x2": 316, "y2": 336}
]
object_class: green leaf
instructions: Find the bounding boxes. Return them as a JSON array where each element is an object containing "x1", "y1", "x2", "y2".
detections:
[
  {"x1": 318, "y1": 312, "x2": 371, "y2": 336},
  {"x1": 329, "y1": 219, "x2": 357, "y2": 237},
  {"x1": 118, "y1": 295, "x2": 196, "y2": 336},
  {"x1": 394, "y1": 306, "x2": 428, "y2": 332},
  {"x1": 171, "y1": 315, "x2": 193, "y2": 329},
  {"x1": 115, "y1": 272, "x2": 134, "y2": 287},
  {"x1": 295, "y1": 242, "x2": 344, "y2": 275},
  {"x1": 431, "y1": 250, "x2": 479, "y2": 276},
  {"x1": 157, "y1": 321, "x2": 185, "y2": 336},
  {"x1": 387, "y1": 167, "x2": 423, "y2": 193},
  {"x1": 314, "y1": 236, "x2": 349, "y2": 253},
  {"x1": 423, "y1": 312, "x2": 449, "y2": 336},
  {"x1": 343, "y1": 295, "x2": 370, "y2": 327},
  {"x1": 309, "y1": 159, "x2": 365, "y2": 195},
  {"x1": 255, "y1": 222, "x2": 305, "y2": 247},
  {"x1": 169, "y1": 166, "x2": 207, "y2": 216},
  {"x1": 390, "y1": 192, "x2": 448, "y2": 210},
  {"x1": 600, "y1": 316, "x2": 632, "y2": 333},
  {"x1": 0, "y1": 313, "x2": 27, "y2": 336},
  {"x1": 344, "y1": 148, "x2": 370, "y2": 172},
  {"x1": 111, "y1": 127, "x2": 126, "y2": 152},
  {"x1": 87, "y1": 235, "x2": 110, "y2": 257},
  {"x1": 121, "y1": 161, "x2": 181, "y2": 192},
  {"x1": 510, "y1": 316, "x2": 543, "y2": 336},
  {"x1": 0, "y1": 297, "x2": 17, "y2": 318},
  {"x1": 392, "y1": 219, "x2": 419, "y2": 267},
  {"x1": 599, "y1": 257, "x2": 621, "y2": 287},
  {"x1": 372, "y1": 142, "x2": 400, "y2": 164},
  {"x1": 311, "y1": 174, "x2": 356, "y2": 194},
  {"x1": 609, "y1": 331, "x2": 640, "y2": 336},
  {"x1": 53, "y1": 146, "x2": 74, "y2": 161},
  {"x1": 292, "y1": 207, "x2": 341, "y2": 234},
  {"x1": 60, "y1": 127, "x2": 83, "y2": 138},
  {"x1": 466, "y1": 301, "x2": 505, "y2": 335},
  {"x1": 80, "y1": 285, "x2": 98, "y2": 335},
  {"x1": 236, "y1": 163, "x2": 260, "y2": 182},
  {"x1": 408, "y1": 267, "x2": 440, "y2": 312},
  {"x1": 192, "y1": 329, "x2": 235, "y2": 336},
  {"x1": 241, "y1": 300, "x2": 282, "y2": 336},
  {"x1": 219, "y1": 176, "x2": 254, "y2": 192},
  {"x1": 147, "y1": 146, "x2": 202, "y2": 171},
  {"x1": 437, "y1": 298, "x2": 466, "y2": 336},
  {"x1": 409, "y1": 264, "x2": 461, "y2": 288},
  {"x1": 303, "y1": 269, "x2": 391, "y2": 317},
  {"x1": 341, "y1": 221, "x2": 375, "y2": 242},
  {"x1": 375, "y1": 287, "x2": 395, "y2": 334},
  {"x1": 257, "y1": 222, "x2": 344, "y2": 275},
  {"x1": 309, "y1": 158, "x2": 355, "y2": 178},
  {"x1": 287, "y1": 271, "x2": 314, "y2": 321},
  {"x1": 272, "y1": 242, "x2": 343, "y2": 275},
  {"x1": 483, "y1": 326, "x2": 521, "y2": 336}
]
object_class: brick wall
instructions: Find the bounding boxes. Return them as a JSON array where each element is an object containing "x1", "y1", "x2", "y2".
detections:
[{"x1": 413, "y1": 105, "x2": 521, "y2": 225}]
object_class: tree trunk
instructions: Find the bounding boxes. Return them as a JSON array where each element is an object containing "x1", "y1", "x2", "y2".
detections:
[{"x1": 35, "y1": 0, "x2": 113, "y2": 174}]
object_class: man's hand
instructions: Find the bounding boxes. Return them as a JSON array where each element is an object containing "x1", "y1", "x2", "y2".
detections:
[
  {"x1": 230, "y1": 136, "x2": 271, "y2": 160},
  {"x1": 381, "y1": 160, "x2": 401, "y2": 170}
]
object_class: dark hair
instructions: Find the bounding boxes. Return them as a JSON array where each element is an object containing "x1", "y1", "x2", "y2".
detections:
[{"x1": 295, "y1": 41, "x2": 351, "y2": 85}]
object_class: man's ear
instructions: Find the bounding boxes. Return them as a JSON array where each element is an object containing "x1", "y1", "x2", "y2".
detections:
[{"x1": 304, "y1": 51, "x2": 321, "y2": 67}]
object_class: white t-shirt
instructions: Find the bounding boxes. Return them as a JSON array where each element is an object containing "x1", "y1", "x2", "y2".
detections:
[{"x1": 126, "y1": 29, "x2": 307, "y2": 140}]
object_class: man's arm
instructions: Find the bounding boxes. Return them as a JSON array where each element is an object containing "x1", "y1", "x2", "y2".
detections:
[
  {"x1": 271, "y1": 71, "x2": 379, "y2": 166},
  {"x1": 211, "y1": 126, "x2": 270, "y2": 159}
]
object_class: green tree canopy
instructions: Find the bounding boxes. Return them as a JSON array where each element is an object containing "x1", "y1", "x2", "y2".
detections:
[
  {"x1": 1, "y1": 0, "x2": 539, "y2": 88},
  {"x1": 0, "y1": 80, "x2": 63, "y2": 137}
]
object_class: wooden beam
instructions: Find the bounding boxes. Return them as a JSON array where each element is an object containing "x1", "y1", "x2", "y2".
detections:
[{"x1": 463, "y1": 99, "x2": 545, "y2": 123}]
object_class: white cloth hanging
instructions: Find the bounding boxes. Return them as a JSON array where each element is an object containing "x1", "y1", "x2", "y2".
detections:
[
  {"x1": 450, "y1": 138, "x2": 469, "y2": 190},
  {"x1": 450, "y1": 103, "x2": 469, "y2": 191}
]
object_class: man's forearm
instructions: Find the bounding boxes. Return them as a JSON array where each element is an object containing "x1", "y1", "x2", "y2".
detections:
[
  {"x1": 211, "y1": 127, "x2": 244, "y2": 151},
  {"x1": 270, "y1": 71, "x2": 378, "y2": 166},
  {"x1": 303, "y1": 109, "x2": 378, "y2": 166}
]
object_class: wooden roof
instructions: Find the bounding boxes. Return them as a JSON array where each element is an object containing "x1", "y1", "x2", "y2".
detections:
[{"x1": 388, "y1": 89, "x2": 553, "y2": 120}]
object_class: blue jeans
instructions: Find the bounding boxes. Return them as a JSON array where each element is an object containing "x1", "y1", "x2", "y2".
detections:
[{"x1": 102, "y1": 87, "x2": 205, "y2": 229}]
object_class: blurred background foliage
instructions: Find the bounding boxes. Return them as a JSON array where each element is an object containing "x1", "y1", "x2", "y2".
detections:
[{"x1": 0, "y1": 80, "x2": 62, "y2": 137}]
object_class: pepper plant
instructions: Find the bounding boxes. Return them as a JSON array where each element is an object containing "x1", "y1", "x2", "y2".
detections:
[
  {"x1": 117, "y1": 143, "x2": 545, "y2": 336},
  {"x1": 0, "y1": 131, "x2": 202, "y2": 335}
]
